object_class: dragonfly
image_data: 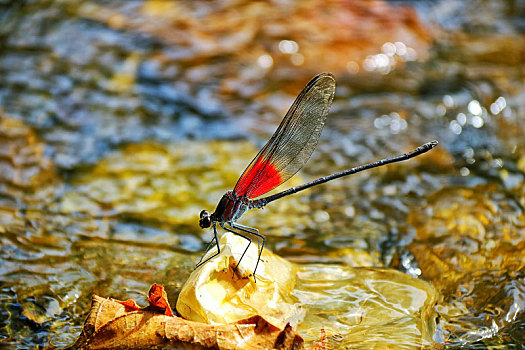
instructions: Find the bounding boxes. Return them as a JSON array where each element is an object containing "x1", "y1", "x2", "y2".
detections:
[{"x1": 197, "y1": 72, "x2": 437, "y2": 279}]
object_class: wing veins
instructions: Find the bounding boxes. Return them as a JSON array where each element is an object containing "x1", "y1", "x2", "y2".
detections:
[{"x1": 233, "y1": 73, "x2": 336, "y2": 198}]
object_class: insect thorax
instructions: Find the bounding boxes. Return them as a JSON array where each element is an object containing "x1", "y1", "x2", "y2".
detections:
[{"x1": 211, "y1": 191, "x2": 250, "y2": 223}]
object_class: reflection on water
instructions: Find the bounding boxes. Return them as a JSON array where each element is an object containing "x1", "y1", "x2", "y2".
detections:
[{"x1": 0, "y1": 0, "x2": 524, "y2": 348}]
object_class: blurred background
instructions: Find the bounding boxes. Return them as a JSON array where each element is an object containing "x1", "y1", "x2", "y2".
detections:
[{"x1": 0, "y1": 0, "x2": 524, "y2": 348}]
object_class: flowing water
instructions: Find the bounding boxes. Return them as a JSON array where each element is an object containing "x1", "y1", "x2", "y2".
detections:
[{"x1": 0, "y1": 0, "x2": 524, "y2": 348}]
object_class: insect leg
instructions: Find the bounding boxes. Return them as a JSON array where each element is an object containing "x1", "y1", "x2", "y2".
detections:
[
  {"x1": 229, "y1": 222, "x2": 265, "y2": 282},
  {"x1": 229, "y1": 222, "x2": 261, "y2": 262},
  {"x1": 229, "y1": 222, "x2": 260, "y2": 243},
  {"x1": 221, "y1": 222, "x2": 252, "y2": 273},
  {"x1": 195, "y1": 221, "x2": 221, "y2": 269}
]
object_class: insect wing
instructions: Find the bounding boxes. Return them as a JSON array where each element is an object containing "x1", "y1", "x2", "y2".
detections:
[{"x1": 234, "y1": 73, "x2": 336, "y2": 199}]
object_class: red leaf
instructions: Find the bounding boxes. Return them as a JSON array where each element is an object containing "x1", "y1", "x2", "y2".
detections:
[
  {"x1": 147, "y1": 283, "x2": 174, "y2": 317},
  {"x1": 116, "y1": 299, "x2": 141, "y2": 312}
]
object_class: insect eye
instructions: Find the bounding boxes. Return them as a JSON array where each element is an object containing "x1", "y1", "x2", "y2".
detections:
[
  {"x1": 199, "y1": 210, "x2": 211, "y2": 228},
  {"x1": 199, "y1": 216, "x2": 211, "y2": 229}
]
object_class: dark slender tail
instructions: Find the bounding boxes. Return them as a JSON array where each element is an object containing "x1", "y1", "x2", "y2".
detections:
[{"x1": 251, "y1": 140, "x2": 438, "y2": 208}]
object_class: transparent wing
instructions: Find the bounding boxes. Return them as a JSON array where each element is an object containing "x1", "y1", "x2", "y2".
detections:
[{"x1": 234, "y1": 73, "x2": 336, "y2": 199}]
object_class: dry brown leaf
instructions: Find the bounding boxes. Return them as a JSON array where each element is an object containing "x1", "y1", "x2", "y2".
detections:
[{"x1": 72, "y1": 285, "x2": 303, "y2": 349}]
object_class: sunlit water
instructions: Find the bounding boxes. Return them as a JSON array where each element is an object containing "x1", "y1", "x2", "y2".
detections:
[{"x1": 0, "y1": 0, "x2": 524, "y2": 348}]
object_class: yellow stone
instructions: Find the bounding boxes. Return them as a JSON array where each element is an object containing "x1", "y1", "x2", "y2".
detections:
[{"x1": 176, "y1": 232, "x2": 303, "y2": 329}]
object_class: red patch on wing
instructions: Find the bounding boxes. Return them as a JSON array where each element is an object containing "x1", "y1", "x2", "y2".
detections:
[{"x1": 235, "y1": 158, "x2": 282, "y2": 198}]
